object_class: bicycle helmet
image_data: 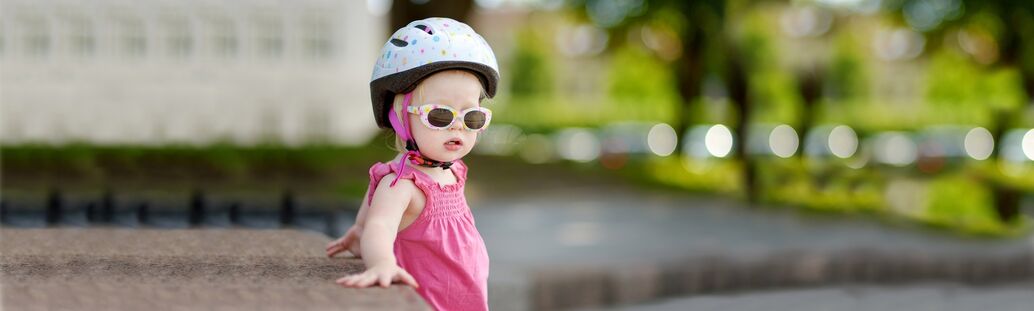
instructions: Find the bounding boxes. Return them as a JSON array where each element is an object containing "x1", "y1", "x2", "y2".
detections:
[{"x1": 370, "y1": 17, "x2": 500, "y2": 129}]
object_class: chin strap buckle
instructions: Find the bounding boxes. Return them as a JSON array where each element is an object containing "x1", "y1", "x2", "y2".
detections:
[{"x1": 405, "y1": 150, "x2": 453, "y2": 170}]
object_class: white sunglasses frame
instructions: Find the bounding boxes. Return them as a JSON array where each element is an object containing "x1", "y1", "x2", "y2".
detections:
[{"x1": 406, "y1": 104, "x2": 493, "y2": 131}]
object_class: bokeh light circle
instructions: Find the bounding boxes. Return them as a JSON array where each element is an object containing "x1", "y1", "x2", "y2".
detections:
[
  {"x1": 1023, "y1": 129, "x2": 1034, "y2": 161},
  {"x1": 705, "y1": 125, "x2": 733, "y2": 158},
  {"x1": 647, "y1": 123, "x2": 678, "y2": 157},
  {"x1": 828, "y1": 125, "x2": 858, "y2": 159},
  {"x1": 963, "y1": 127, "x2": 994, "y2": 160},
  {"x1": 769, "y1": 124, "x2": 799, "y2": 158}
]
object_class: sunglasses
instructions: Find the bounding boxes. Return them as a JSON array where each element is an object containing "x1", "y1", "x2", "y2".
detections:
[{"x1": 406, "y1": 104, "x2": 492, "y2": 131}]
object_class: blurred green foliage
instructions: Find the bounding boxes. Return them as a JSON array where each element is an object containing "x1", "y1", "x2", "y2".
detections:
[
  {"x1": 607, "y1": 45, "x2": 681, "y2": 120},
  {"x1": 498, "y1": 23, "x2": 680, "y2": 130},
  {"x1": 924, "y1": 175, "x2": 1029, "y2": 236},
  {"x1": 493, "y1": 1, "x2": 1034, "y2": 236},
  {"x1": 924, "y1": 49, "x2": 1027, "y2": 127},
  {"x1": 0, "y1": 143, "x2": 396, "y2": 199},
  {"x1": 637, "y1": 156, "x2": 742, "y2": 195},
  {"x1": 509, "y1": 27, "x2": 555, "y2": 99}
]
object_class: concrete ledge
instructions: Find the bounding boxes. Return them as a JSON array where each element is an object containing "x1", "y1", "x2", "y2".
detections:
[
  {"x1": 531, "y1": 249, "x2": 1034, "y2": 310},
  {"x1": 0, "y1": 228, "x2": 428, "y2": 310}
]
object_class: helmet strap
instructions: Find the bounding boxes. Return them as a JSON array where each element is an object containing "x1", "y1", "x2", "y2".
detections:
[{"x1": 386, "y1": 92, "x2": 454, "y2": 187}]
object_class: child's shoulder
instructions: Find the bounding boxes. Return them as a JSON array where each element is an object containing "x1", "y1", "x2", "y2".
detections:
[
  {"x1": 377, "y1": 172, "x2": 417, "y2": 190},
  {"x1": 370, "y1": 171, "x2": 420, "y2": 202},
  {"x1": 369, "y1": 159, "x2": 410, "y2": 180},
  {"x1": 365, "y1": 160, "x2": 425, "y2": 206}
]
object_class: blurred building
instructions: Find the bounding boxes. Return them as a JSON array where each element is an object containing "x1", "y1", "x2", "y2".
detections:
[{"x1": 0, "y1": 0, "x2": 386, "y2": 146}]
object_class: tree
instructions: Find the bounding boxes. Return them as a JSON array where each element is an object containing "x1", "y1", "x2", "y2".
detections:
[
  {"x1": 887, "y1": 0, "x2": 1033, "y2": 102},
  {"x1": 568, "y1": 0, "x2": 764, "y2": 201},
  {"x1": 885, "y1": 0, "x2": 1033, "y2": 221},
  {"x1": 389, "y1": 0, "x2": 476, "y2": 31}
]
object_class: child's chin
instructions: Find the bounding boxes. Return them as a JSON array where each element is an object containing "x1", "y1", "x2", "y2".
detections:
[{"x1": 427, "y1": 150, "x2": 465, "y2": 163}]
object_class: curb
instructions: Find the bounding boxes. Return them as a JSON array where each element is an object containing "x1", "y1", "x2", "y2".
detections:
[{"x1": 530, "y1": 249, "x2": 1034, "y2": 310}]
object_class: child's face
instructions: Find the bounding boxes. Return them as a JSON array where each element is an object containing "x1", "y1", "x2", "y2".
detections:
[{"x1": 409, "y1": 70, "x2": 484, "y2": 162}]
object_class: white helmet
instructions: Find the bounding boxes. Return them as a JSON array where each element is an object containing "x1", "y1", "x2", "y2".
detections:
[{"x1": 370, "y1": 17, "x2": 500, "y2": 129}]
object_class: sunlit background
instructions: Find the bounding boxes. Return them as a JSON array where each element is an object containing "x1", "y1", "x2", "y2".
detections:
[{"x1": 2, "y1": 0, "x2": 1034, "y2": 310}]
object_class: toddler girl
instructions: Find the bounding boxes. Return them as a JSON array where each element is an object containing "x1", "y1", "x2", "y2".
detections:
[{"x1": 325, "y1": 17, "x2": 499, "y2": 311}]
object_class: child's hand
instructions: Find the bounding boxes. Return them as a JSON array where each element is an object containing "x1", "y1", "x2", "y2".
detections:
[
  {"x1": 336, "y1": 263, "x2": 420, "y2": 288},
  {"x1": 326, "y1": 225, "x2": 363, "y2": 258}
]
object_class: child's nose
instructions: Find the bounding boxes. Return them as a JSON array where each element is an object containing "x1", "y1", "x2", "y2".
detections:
[{"x1": 449, "y1": 118, "x2": 464, "y2": 131}]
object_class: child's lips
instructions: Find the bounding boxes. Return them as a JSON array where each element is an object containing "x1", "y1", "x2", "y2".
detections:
[{"x1": 444, "y1": 138, "x2": 463, "y2": 151}]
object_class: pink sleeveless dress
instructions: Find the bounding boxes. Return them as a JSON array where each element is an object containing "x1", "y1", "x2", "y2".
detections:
[{"x1": 366, "y1": 159, "x2": 490, "y2": 311}]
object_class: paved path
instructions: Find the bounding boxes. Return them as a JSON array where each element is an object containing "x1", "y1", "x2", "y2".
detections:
[
  {"x1": 473, "y1": 187, "x2": 1033, "y2": 268},
  {"x1": 581, "y1": 282, "x2": 1034, "y2": 311},
  {"x1": 464, "y1": 184, "x2": 1034, "y2": 311}
]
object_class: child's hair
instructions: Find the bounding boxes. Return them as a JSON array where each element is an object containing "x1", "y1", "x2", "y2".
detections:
[{"x1": 387, "y1": 69, "x2": 490, "y2": 152}]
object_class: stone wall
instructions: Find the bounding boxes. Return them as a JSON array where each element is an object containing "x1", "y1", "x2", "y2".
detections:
[{"x1": 0, "y1": 228, "x2": 428, "y2": 310}]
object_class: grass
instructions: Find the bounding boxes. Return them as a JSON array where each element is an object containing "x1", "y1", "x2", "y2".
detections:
[
  {"x1": 1, "y1": 141, "x2": 397, "y2": 204},
  {"x1": 619, "y1": 153, "x2": 1031, "y2": 237}
]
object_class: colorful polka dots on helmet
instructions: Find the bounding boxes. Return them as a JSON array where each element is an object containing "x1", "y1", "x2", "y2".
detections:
[{"x1": 370, "y1": 17, "x2": 500, "y2": 129}]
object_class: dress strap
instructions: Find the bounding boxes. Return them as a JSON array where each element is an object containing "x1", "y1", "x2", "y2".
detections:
[
  {"x1": 450, "y1": 160, "x2": 469, "y2": 184},
  {"x1": 366, "y1": 159, "x2": 435, "y2": 205}
]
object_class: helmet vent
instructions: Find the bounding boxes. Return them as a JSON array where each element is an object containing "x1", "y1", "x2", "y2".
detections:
[
  {"x1": 390, "y1": 38, "x2": 408, "y2": 47},
  {"x1": 414, "y1": 24, "x2": 433, "y2": 35}
]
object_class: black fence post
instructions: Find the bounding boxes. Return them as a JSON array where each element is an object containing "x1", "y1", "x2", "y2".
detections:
[
  {"x1": 0, "y1": 200, "x2": 8, "y2": 224},
  {"x1": 137, "y1": 202, "x2": 150, "y2": 225},
  {"x1": 280, "y1": 191, "x2": 295, "y2": 226},
  {"x1": 189, "y1": 190, "x2": 205, "y2": 226},
  {"x1": 45, "y1": 189, "x2": 62, "y2": 225},
  {"x1": 101, "y1": 190, "x2": 115, "y2": 223},
  {"x1": 85, "y1": 202, "x2": 97, "y2": 223},
  {"x1": 228, "y1": 202, "x2": 241, "y2": 225},
  {"x1": 324, "y1": 210, "x2": 338, "y2": 237}
]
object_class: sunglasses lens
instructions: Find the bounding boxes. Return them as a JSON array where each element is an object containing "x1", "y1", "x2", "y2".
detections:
[
  {"x1": 426, "y1": 108, "x2": 454, "y2": 128},
  {"x1": 463, "y1": 110, "x2": 487, "y2": 130}
]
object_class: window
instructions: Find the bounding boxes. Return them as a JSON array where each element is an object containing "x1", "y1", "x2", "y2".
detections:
[
  {"x1": 65, "y1": 16, "x2": 95, "y2": 57},
  {"x1": 253, "y1": 15, "x2": 283, "y2": 59},
  {"x1": 206, "y1": 16, "x2": 237, "y2": 58},
  {"x1": 0, "y1": 21, "x2": 7, "y2": 57},
  {"x1": 301, "y1": 16, "x2": 333, "y2": 60},
  {"x1": 19, "y1": 16, "x2": 49, "y2": 58},
  {"x1": 116, "y1": 17, "x2": 146, "y2": 58},
  {"x1": 161, "y1": 16, "x2": 192, "y2": 58}
]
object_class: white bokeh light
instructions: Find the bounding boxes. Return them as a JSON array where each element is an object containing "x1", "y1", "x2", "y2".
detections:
[
  {"x1": 1023, "y1": 129, "x2": 1034, "y2": 161},
  {"x1": 874, "y1": 132, "x2": 917, "y2": 166},
  {"x1": 647, "y1": 123, "x2": 678, "y2": 157},
  {"x1": 828, "y1": 125, "x2": 858, "y2": 158},
  {"x1": 963, "y1": 127, "x2": 994, "y2": 160},
  {"x1": 555, "y1": 128, "x2": 600, "y2": 162},
  {"x1": 705, "y1": 125, "x2": 734, "y2": 158},
  {"x1": 769, "y1": 124, "x2": 799, "y2": 158}
]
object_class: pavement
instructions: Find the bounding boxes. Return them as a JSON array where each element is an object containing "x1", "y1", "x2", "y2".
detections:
[
  {"x1": 580, "y1": 282, "x2": 1034, "y2": 311},
  {"x1": 464, "y1": 182, "x2": 1034, "y2": 311}
]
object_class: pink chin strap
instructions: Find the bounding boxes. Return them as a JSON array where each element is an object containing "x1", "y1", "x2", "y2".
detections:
[{"x1": 386, "y1": 92, "x2": 452, "y2": 187}]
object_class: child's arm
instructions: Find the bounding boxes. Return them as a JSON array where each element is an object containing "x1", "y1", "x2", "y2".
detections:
[
  {"x1": 336, "y1": 174, "x2": 420, "y2": 288},
  {"x1": 326, "y1": 188, "x2": 372, "y2": 258}
]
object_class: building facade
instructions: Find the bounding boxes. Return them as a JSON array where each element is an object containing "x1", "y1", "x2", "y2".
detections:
[{"x1": 0, "y1": 0, "x2": 386, "y2": 146}]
